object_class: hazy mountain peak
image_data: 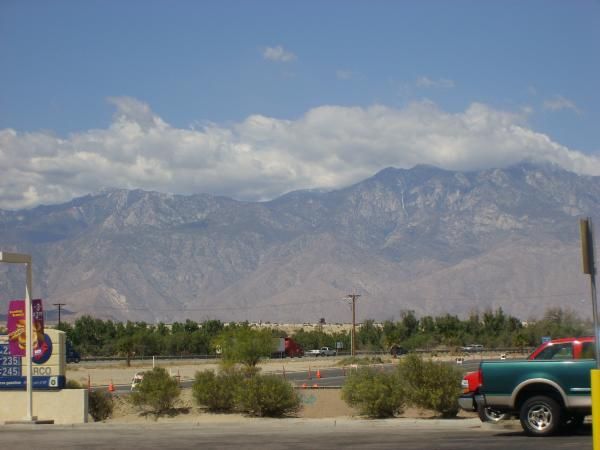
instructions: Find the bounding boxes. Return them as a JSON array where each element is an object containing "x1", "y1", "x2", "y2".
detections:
[{"x1": 2, "y1": 165, "x2": 599, "y2": 323}]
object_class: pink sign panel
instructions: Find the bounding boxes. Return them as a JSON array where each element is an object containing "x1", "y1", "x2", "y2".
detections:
[
  {"x1": 7, "y1": 299, "x2": 45, "y2": 357},
  {"x1": 31, "y1": 299, "x2": 46, "y2": 360},
  {"x1": 7, "y1": 300, "x2": 26, "y2": 356}
]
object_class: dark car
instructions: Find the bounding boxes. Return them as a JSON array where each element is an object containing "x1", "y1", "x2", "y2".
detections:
[
  {"x1": 66, "y1": 341, "x2": 81, "y2": 363},
  {"x1": 390, "y1": 344, "x2": 407, "y2": 357}
]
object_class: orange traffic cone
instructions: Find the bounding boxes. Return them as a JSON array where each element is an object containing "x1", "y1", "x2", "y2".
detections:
[
  {"x1": 108, "y1": 380, "x2": 115, "y2": 392},
  {"x1": 302, "y1": 383, "x2": 307, "y2": 389},
  {"x1": 312, "y1": 383, "x2": 319, "y2": 389},
  {"x1": 316, "y1": 369, "x2": 322, "y2": 379}
]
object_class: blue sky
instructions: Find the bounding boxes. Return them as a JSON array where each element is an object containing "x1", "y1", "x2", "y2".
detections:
[{"x1": 0, "y1": 1, "x2": 599, "y2": 209}]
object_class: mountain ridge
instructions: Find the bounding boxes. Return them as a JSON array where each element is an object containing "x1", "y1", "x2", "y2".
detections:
[{"x1": 0, "y1": 162, "x2": 595, "y2": 323}]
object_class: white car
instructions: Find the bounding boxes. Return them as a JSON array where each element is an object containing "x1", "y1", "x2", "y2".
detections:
[
  {"x1": 308, "y1": 347, "x2": 337, "y2": 356},
  {"x1": 130, "y1": 372, "x2": 144, "y2": 391},
  {"x1": 320, "y1": 347, "x2": 337, "y2": 356},
  {"x1": 461, "y1": 344, "x2": 484, "y2": 353}
]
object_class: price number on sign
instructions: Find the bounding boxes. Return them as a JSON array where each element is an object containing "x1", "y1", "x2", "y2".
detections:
[
  {"x1": 0, "y1": 356, "x2": 21, "y2": 366},
  {"x1": 0, "y1": 367, "x2": 20, "y2": 376}
]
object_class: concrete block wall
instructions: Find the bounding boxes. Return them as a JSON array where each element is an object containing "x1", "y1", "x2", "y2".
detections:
[{"x1": 0, "y1": 389, "x2": 88, "y2": 424}]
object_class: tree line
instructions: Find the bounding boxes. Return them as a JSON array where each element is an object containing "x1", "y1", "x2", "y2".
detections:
[{"x1": 45, "y1": 306, "x2": 590, "y2": 359}]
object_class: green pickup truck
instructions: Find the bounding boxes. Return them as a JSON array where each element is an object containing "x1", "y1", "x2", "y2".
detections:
[{"x1": 474, "y1": 359, "x2": 594, "y2": 436}]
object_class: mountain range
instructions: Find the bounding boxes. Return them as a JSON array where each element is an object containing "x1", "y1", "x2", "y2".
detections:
[{"x1": 0, "y1": 162, "x2": 597, "y2": 324}]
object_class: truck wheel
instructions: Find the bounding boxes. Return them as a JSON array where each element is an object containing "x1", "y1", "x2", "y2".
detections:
[
  {"x1": 477, "y1": 403, "x2": 508, "y2": 423},
  {"x1": 519, "y1": 395, "x2": 562, "y2": 437}
]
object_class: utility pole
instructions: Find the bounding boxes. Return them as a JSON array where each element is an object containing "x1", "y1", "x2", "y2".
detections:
[
  {"x1": 53, "y1": 303, "x2": 66, "y2": 327},
  {"x1": 344, "y1": 293, "x2": 361, "y2": 357}
]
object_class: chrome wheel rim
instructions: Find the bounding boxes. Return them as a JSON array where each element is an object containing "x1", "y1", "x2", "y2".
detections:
[
  {"x1": 527, "y1": 404, "x2": 552, "y2": 431},
  {"x1": 484, "y1": 408, "x2": 506, "y2": 422}
]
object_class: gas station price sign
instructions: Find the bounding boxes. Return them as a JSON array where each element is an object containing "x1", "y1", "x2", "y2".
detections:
[{"x1": 0, "y1": 344, "x2": 22, "y2": 377}]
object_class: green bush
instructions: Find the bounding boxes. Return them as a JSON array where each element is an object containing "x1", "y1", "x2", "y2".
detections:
[
  {"x1": 192, "y1": 368, "x2": 243, "y2": 412},
  {"x1": 129, "y1": 367, "x2": 181, "y2": 414},
  {"x1": 88, "y1": 390, "x2": 114, "y2": 421},
  {"x1": 341, "y1": 367, "x2": 406, "y2": 418},
  {"x1": 397, "y1": 354, "x2": 462, "y2": 417},
  {"x1": 236, "y1": 374, "x2": 301, "y2": 417}
]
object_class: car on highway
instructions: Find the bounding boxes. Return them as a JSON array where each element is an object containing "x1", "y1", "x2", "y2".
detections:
[
  {"x1": 130, "y1": 372, "x2": 144, "y2": 391},
  {"x1": 307, "y1": 346, "x2": 337, "y2": 356},
  {"x1": 66, "y1": 341, "x2": 81, "y2": 363},
  {"x1": 461, "y1": 344, "x2": 484, "y2": 353}
]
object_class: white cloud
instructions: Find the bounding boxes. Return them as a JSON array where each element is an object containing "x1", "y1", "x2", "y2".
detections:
[
  {"x1": 416, "y1": 76, "x2": 455, "y2": 89},
  {"x1": 0, "y1": 97, "x2": 598, "y2": 209},
  {"x1": 262, "y1": 45, "x2": 296, "y2": 62},
  {"x1": 543, "y1": 95, "x2": 582, "y2": 114}
]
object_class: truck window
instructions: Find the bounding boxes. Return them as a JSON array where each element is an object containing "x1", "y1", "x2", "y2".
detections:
[
  {"x1": 581, "y1": 342, "x2": 596, "y2": 359},
  {"x1": 533, "y1": 343, "x2": 573, "y2": 360}
]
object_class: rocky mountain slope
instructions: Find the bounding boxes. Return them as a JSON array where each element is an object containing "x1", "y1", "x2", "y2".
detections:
[{"x1": 0, "y1": 162, "x2": 597, "y2": 323}]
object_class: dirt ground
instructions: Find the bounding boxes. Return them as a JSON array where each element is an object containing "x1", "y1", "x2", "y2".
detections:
[
  {"x1": 71, "y1": 357, "x2": 478, "y2": 422},
  {"x1": 106, "y1": 386, "x2": 478, "y2": 423}
]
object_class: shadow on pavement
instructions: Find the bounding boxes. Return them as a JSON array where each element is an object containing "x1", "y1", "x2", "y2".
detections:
[{"x1": 493, "y1": 423, "x2": 592, "y2": 438}]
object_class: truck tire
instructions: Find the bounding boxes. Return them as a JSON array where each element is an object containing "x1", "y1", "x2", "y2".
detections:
[
  {"x1": 477, "y1": 403, "x2": 508, "y2": 423},
  {"x1": 519, "y1": 395, "x2": 562, "y2": 437}
]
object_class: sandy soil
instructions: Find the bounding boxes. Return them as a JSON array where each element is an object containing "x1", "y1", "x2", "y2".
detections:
[{"x1": 106, "y1": 388, "x2": 476, "y2": 423}]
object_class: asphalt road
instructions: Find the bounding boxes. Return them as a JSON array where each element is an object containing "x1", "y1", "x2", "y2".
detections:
[{"x1": 0, "y1": 420, "x2": 591, "y2": 449}]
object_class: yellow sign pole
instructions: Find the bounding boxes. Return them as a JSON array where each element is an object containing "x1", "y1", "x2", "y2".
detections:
[{"x1": 593, "y1": 370, "x2": 600, "y2": 449}]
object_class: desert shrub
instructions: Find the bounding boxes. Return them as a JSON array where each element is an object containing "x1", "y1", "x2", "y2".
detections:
[
  {"x1": 65, "y1": 379, "x2": 82, "y2": 389},
  {"x1": 337, "y1": 356, "x2": 384, "y2": 366},
  {"x1": 192, "y1": 368, "x2": 244, "y2": 412},
  {"x1": 129, "y1": 367, "x2": 181, "y2": 414},
  {"x1": 236, "y1": 374, "x2": 301, "y2": 417},
  {"x1": 88, "y1": 390, "x2": 114, "y2": 421},
  {"x1": 341, "y1": 367, "x2": 406, "y2": 418},
  {"x1": 397, "y1": 354, "x2": 462, "y2": 417}
]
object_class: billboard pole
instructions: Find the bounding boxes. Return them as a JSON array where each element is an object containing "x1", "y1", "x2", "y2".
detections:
[
  {"x1": 580, "y1": 218, "x2": 600, "y2": 366},
  {"x1": 25, "y1": 260, "x2": 33, "y2": 421}
]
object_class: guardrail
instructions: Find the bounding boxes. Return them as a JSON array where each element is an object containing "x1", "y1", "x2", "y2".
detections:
[{"x1": 77, "y1": 347, "x2": 535, "y2": 363}]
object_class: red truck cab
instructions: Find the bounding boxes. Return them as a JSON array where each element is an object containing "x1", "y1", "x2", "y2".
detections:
[
  {"x1": 284, "y1": 337, "x2": 304, "y2": 357},
  {"x1": 460, "y1": 336, "x2": 595, "y2": 421}
]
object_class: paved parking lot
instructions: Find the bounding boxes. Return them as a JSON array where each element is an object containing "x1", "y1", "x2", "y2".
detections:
[{"x1": 0, "y1": 418, "x2": 591, "y2": 450}]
